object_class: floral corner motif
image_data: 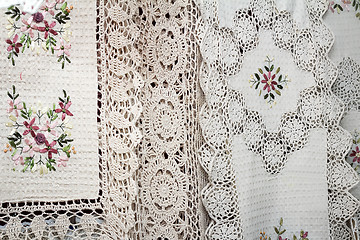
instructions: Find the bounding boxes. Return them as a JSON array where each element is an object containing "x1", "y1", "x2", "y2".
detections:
[
  {"x1": 3, "y1": 85, "x2": 76, "y2": 175},
  {"x1": 5, "y1": 0, "x2": 73, "y2": 68},
  {"x1": 347, "y1": 130, "x2": 360, "y2": 173},
  {"x1": 260, "y1": 218, "x2": 309, "y2": 240},
  {"x1": 249, "y1": 56, "x2": 291, "y2": 107},
  {"x1": 329, "y1": 0, "x2": 360, "y2": 19}
]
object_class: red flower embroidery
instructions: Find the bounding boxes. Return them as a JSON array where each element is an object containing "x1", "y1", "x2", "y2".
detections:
[
  {"x1": 350, "y1": 146, "x2": 360, "y2": 163},
  {"x1": 261, "y1": 72, "x2": 277, "y2": 92},
  {"x1": 40, "y1": 140, "x2": 58, "y2": 159},
  {"x1": 6, "y1": 34, "x2": 22, "y2": 53},
  {"x1": 55, "y1": 101, "x2": 73, "y2": 121},
  {"x1": 38, "y1": 20, "x2": 58, "y2": 39},
  {"x1": 23, "y1": 117, "x2": 40, "y2": 137}
]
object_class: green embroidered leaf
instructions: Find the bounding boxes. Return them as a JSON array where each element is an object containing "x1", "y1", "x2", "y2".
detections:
[
  {"x1": 61, "y1": 2, "x2": 67, "y2": 11},
  {"x1": 7, "y1": 92, "x2": 12, "y2": 99},
  {"x1": 280, "y1": 217, "x2": 283, "y2": 225},
  {"x1": 278, "y1": 75, "x2": 282, "y2": 82},
  {"x1": 255, "y1": 73, "x2": 260, "y2": 80},
  {"x1": 255, "y1": 82, "x2": 260, "y2": 89},
  {"x1": 63, "y1": 145, "x2": 71, "y2": 152},
  {"x1": 357, "y1": 138, "x2": 360, "y2": 143},
  {"x1": 258, "y1": 68, "x2": 263, "y2": 74},
  {"x1": 14, "y1": 132, "x2": 21, "y2": 138},
  {"x1": 264, "y1": 94, "x2": 268, "y2": 99},
  {"x1": 293, "y1": 235, "x2": 298, "y2": 240},
  {"x1": 270, "y1": 65, "x2": 274, "y2": 71},
  {"x1": 265, "y1": 66, "x2": 270, "y2": 72},
  {"x1": 280, "y1": 229, "x2": 286, "y2": 234},
  {"x1": 270, "y1": 93, "x2": 275, "y2": 99},
  {"x1": 9, "y1": 140, "x2": 16, "y2": 148},
  {"x1": 277, "y1": 85, "x2": 283, "y2": 89},
  {"x1": 276, "y1": 67, "x2": 280, "y2": 74},
  {"x1": 274, "y1": 227, "x2": 279, "y2": 234},
  {"x1": 275, "y1": 90, "x2": 281, "y2": 96},
  {"x1": 338, "y1": 4, "x2": 344, "y2": 11}
]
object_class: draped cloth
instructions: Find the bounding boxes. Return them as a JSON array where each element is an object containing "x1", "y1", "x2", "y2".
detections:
[{"x1": 0, "y1": 0, "x2": 359, "y2": 239}]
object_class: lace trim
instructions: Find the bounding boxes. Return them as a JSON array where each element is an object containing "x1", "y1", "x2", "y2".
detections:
[
  {"x1": 332, "y1": 57, "x2": 360, "y2": 238},
  {"x1": 196, "y1": 0, "x2": 359, "y2": 239},
  {"x1": 131, "y1": 0, "x2": 207, "y2": 239}
]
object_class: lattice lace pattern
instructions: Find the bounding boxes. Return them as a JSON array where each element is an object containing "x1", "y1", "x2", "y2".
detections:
[
  {"x1": 196, "y1": 0, "x2": 359, "y2": 239},
  {"x1": 0, "y1": 0, "x2": 143, "y2": 239},
  {"x1": 131, "y1": 0, "x2": 208, "y2": 239},
  {"x1": 327, "y1": 4, "x2": 360, "y2": 238}
]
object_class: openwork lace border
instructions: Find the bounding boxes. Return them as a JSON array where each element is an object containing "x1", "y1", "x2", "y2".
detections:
[
  {"x1": 195, "y1": 0, "x2": 359, "y2": 239},
  {"x1": 332, "y1": 57, "x2": 360, "y2": 238}
]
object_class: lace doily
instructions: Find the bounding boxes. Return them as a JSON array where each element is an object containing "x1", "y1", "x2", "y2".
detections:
[
  {"x1": 0, "y1": 0, "x2": 143, "y2": 238},
  {"x1": 196, "y1": 0, "x2": 359, "y2": 239},
  {"x1": 130, "y1": 0, "x2": 209, "y2": 239}
]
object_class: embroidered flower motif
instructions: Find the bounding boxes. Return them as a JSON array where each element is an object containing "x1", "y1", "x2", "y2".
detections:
[
  {"x1": 58, "y1": 155, "x2": 68, "y2": 167},
  {"x1": 32, "y1": 12, "x2": 44, "y2": 23},
  {"x1": 249, "y1": 56, "x2": 290, "y2": 107},
  {"x1": 260, "y1": 218, "x2": 309, "y2": 240},
  {"x1": 12, "y1": 154, "x2": 24, "y2": 165},
  {"x1": 23, "y1": 138, "x2": 40, "y2": 157},
  {"x1": 37, "y1": 20, "x2": 57, "y2": 39},
  {"x1": 347, "y1": 130, "x2": 360, "y2": 174},
  {"x1": 40, "y1": 120, "x2": 58, "y2": 137},
  {"x1": 261, "y1": 71, "x2": 277, "y2": 93},
  {"x1": 23, "y1": 117, "x2": 40, "y2": 137},
  {"x1": 20, "y1": 16, "x2": 38, "y2": 38},
  {"x1": 40, "y1": 0, "x2": 55, "y2": 16},
  {"x1": 54, "y1": 38, "x2": 71, "y2": 56},
  {"x1": 55, "y1": 101, "x2": 73, "y2": 120},
  {"x1": 40, "y1": 140, "x2": 58, "y2": 159},
  {"x1": 350, "y1": 146, "x2": 360, "y2": 163},
  {"x1": 6, "y1": 34, "x2": 22, "y2": 56},
  {"x1": 4, "y1": 85, "x2": 75, "y2": 174},
  {"x1": 34, "y1": 133, "x2": 47, "y2": 145},
  {"x1": 4, "y1": 1, "x2": 73, "y2": 67},
  {"x1": 7, "y1": 98, "x2": 23, "y2": 117},
  {"x1": 329, "y1": 0, "x2": 360, "y2": 19}
]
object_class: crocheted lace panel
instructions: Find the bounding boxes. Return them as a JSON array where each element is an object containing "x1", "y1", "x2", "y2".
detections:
[
  {"x1": 197, "y1": 0, "x2": 359, "y2": 239},
  {"x1": 326, "y1": 2, "x2": 360, "y2": 238}
]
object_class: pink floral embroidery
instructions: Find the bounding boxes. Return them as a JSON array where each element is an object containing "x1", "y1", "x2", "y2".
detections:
[
  {"x1": 54, "y1": 38, "x2": 71, "y2": 57},
  {"x1": 6, "y1": 34, "x2": 22, "y2": 61},
  {"x1": 347, "y1": 130, "x2": 360, "y2": 174},
  {"x1": 55, "y1": 101, "x2": 73, "y2": 120},
  {"x1": 37, "y1": 20, "x2": 58, "y2": 39},
  {"x1": 249, "y1": 56, "x2": 290, "y2": 106},
  {"x1": 7, "y1": 97, "x2": 23, "y2": 117},
  {"x1": 329, "y1": 0, "x2": 360, "y2": 19},
  {"x1": 4, "y1": 1, "x2": 73, "y2": 68},
  {"x1": 260, "y1": 218, "x2": 309, "y2": 240},
  {"x1": 4, "y1": 85, "x2": 76, "y2": 174}
]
